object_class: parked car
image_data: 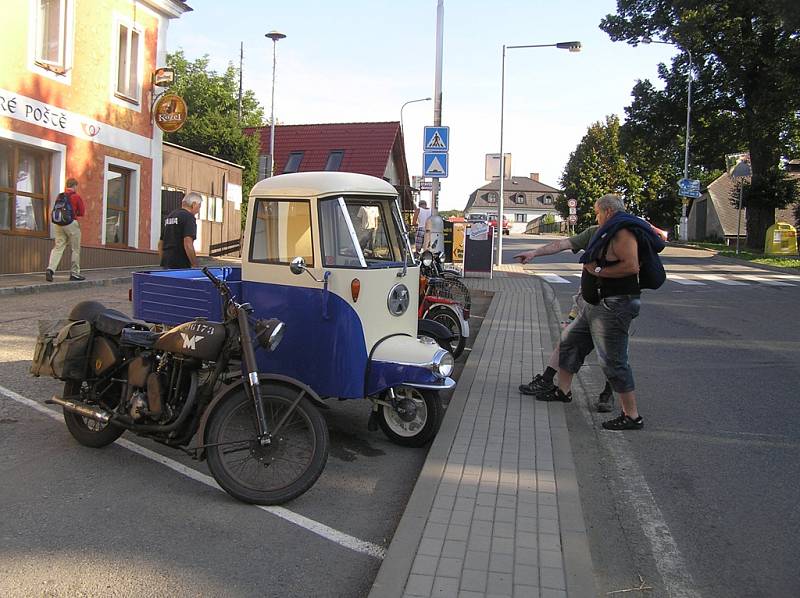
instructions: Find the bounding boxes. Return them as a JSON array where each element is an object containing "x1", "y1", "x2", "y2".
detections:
[{"x1": 488, "y1": 215, "x2": 511, "y2": 235}]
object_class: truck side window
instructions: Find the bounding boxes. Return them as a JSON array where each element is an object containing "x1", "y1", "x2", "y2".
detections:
[{"x1": 250, "y1": 199, "x2": 314, "y2": 266}]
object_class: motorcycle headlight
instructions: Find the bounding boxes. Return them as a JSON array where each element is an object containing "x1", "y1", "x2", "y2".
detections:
[
  {"x1": 420, "y1": 251, "x2": 434, "y2": 268},
  {"x1": 255, "y1": 318, "x2": 285, "y2": 351},
  {"x1": 387, "y1": 283, "x2": 410, "y2": 316},
  {"x1": 432, "y1": 349, "x2": 454, "y2": 378}
]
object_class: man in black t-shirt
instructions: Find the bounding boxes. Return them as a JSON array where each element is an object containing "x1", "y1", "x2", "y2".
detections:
[{"x1": 159, "y1": 192, "x2": 201, "y2": 268}]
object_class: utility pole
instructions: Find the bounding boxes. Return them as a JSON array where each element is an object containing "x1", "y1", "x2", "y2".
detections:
[
  {"x1": 424, "y1": 0, "x2": 445, "y2": 255},
  {"x1": 237, "y1": 42, "x2": 243, "y2": 123}
]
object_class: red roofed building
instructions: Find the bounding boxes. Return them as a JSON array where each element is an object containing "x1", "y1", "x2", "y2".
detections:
[{"x1": 244, "y1": 122, "x2": 413, "y2": 209}]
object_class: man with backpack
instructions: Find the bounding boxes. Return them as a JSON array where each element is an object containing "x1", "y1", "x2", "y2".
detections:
[
  {"x1": 46, "y1": 178, "x2": 85, "y2": 282},
  {"x1": 533, "y1": 194, "x2": 666, "y2": 431}
]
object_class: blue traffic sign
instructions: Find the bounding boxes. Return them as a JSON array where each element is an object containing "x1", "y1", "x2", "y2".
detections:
[
  {"x1": 678, "y1": 178, "x2": 701, "y2": 198},
  {"x1": 423, "y1": 152, "x2": 448, "y2": 178},
  {"x1": 423, "y1": 126, "x2": 449, "y2": 152}
]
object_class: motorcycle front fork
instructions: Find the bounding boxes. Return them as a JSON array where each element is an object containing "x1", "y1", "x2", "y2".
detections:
[{"x1": 238, "y1": 308, "x2": 271, "y2": 446}]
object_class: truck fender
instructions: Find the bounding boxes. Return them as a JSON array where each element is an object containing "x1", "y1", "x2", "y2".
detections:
[
  {"x1": 417, "y1": 318, "x2": 457, "y2": 343},
  {"x1": 194, "y1": 373, "x2": 327, "y2": 460}
]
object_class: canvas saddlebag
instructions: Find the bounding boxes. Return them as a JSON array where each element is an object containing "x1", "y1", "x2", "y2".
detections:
[{"x1": 30, "y1": 319, "x2": 92, "y2": 380}]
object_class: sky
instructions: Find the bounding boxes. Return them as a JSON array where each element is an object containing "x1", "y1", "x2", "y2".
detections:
[{"x1": 166, "y1": 0, "x2": 677, "y2": 212}]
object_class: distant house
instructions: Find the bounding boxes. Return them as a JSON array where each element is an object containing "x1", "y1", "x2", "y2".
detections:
[
  {"x1": 244, "y1": 122, "x2": 413, "y2": 210},
  {"x1": 688, "y1": 161, "x2": 800, "y2": 244},
  {"x1": 464, "y1": 173, "x2": 562, "y2": 234}
]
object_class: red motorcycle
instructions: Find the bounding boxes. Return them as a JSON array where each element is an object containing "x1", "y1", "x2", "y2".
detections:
[{"x1": 418, "y1": 274, "x2": 470, "y2": 359}]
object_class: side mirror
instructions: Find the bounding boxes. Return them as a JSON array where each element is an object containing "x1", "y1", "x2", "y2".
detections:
[{"x1": 290, "y1": 256, "x2": 307, "y2": 276}]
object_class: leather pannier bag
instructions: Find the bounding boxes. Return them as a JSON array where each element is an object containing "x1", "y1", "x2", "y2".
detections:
[{"x1": 30, "y1": 320, "x2": 92, "y2": 380}]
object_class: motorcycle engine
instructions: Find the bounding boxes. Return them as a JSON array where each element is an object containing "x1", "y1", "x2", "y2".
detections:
[{"x1": 125, "y1": 355, "x2": 167, "y2": 422}]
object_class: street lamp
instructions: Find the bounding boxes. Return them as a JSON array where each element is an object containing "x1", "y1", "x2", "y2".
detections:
[
  {"x1": 641, "y1": 37, "x2": 693, "y2": 240},
  {"x1": 266, "y1": 30, "x2": 286, "y2": 177},
  {"x1": 497, "y1": 41, "x2": 581, "y2": 267},
  {"x1": 400, "y1": 97, "x2": 431, "y2": 138}
]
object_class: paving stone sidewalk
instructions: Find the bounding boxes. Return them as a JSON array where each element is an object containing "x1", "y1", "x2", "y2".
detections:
[{"x1": 369, "y1": 265, "x2": 594, "y2": 598}]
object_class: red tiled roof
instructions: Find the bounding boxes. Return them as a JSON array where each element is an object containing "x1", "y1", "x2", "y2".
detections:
[{"x1": 244, "y1": 122, "x2": 401, "y2": 178}]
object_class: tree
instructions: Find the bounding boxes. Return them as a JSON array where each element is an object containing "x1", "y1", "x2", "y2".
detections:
[
  {"x1": 601, "y1": 0, "x2": 800, "y2": 250},
  {"x1": 560, "y1": 115, "x2": 641, "y2": 229},
  {"x1": 163, "y1": 51, "x2": 265, "y2": 219}
]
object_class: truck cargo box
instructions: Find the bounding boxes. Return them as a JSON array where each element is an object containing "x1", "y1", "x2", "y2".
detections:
[{"x1": 132, "y1": 268, "x2": 242, "y2": 326}]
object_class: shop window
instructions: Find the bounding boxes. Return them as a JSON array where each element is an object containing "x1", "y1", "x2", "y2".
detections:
[
  {"x1": 515, "y1": 213, "x2": 526, "y2": 222},
  {"x1": 35, "y1": 0, "x2": 67, "y2": 72},
  {"x1": 250, "y1": 199, "x2": 313, "y2": 265},
  {"x1": 105, "y1": 166, "x2": 130, "y2": 245},
  {"x1": 324, "y1": 150, "x2": 344, "y2": 171},
  {"x1": 116, "y1": 23, "x2": 141, "y2": 102},
  {"x1": 0, "y1": 140, "x2": 50, "y2": 235},
  {"x1": 283, "y1": 152, "x2": 304, "y2": 173}
]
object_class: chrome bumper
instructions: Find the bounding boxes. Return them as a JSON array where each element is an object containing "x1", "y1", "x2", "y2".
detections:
[{"x1": 405, "y1": 377, "x2": 456, "y2": 390}]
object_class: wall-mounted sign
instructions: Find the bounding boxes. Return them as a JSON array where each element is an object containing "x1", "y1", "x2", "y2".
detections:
[
  {"x1": 154, "y1": 93, "x2": 187, "y2": 133},
  {"x1": 152, "y1": 67, "x2": 175, "y2": 87}
]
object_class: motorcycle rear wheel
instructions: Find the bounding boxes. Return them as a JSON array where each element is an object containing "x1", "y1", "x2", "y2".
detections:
[
  {"x1": 62, "y1": 380, "x2": 125, "y2": 448},
  {"x1": 426, "y1": 305, "x2": 466, "y2": 358},
  {"x1": 206, "y1": 385, "x2": 329, "y2": 505},
  {"x1": 378, "y1": 386, "x2": 442, "y2": 447}
]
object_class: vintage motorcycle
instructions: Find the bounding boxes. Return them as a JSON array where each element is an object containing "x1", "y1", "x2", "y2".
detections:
[{"x1": 34, "y1": 267, "x2": 329, "y2": 505}]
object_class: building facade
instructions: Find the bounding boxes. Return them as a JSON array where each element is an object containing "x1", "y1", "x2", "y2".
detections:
[
  {"x1": 464, "y1": 173, "x2": 562, "y2": 234},
  {"x1": 0, "y1": 0, "x2": 190, "y2": 274}
]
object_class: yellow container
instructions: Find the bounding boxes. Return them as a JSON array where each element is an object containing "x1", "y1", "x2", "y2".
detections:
[
  {"x1": 764, "y1": 221, "x2": 797, "y2": 255},
  {"x1": 452, "y1": 222, "x2": 466, "y2": 263}
]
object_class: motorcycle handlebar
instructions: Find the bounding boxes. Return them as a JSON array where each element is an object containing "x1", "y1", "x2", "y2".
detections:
[{"x1": 201, "y1": 267, "x2": 232, "y2": 303}]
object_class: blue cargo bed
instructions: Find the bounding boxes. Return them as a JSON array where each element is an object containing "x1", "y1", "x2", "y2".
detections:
[{"x1": 132, "y1": 267, "x2": 242, "y2": 326}]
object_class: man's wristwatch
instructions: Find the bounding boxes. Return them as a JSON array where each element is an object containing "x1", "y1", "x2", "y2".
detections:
[{"x1": 594, "y1": 266, "x2": 602, "y2": 274}]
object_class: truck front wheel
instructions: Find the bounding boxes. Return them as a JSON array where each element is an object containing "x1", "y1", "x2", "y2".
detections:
[{"x1": 378, "y1": 386, "x2": 443, "y2": 447}]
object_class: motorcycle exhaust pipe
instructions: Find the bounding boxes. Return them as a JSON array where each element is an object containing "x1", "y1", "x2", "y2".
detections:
[{"x1": 47, "y1": 395, "x2": 111, "y2": 424}]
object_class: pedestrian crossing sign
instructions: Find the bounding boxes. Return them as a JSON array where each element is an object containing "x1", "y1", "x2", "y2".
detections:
[
  {"x1": 423, "y1": 126, "x2": 449, "y2": 152},
  {"x1": 423, "y1": 152, "x2": 448, "y2": 178}
]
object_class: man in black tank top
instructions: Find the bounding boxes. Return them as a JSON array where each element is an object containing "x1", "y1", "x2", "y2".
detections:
[{"x1": 536, "y1": 194, "x2": 645, "y2": 431}]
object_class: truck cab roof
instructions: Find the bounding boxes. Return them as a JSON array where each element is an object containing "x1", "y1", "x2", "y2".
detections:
[{"x1": 249, "y1": 171, "x2": 398, "y2": 199}]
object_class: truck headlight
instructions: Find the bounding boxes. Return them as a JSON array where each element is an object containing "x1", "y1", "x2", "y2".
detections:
[{"x1": 432, "y1": 349, "x2": 454, "y2": 378}]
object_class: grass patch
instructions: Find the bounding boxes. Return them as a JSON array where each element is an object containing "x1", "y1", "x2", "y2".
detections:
[{"x1": 685, "y1": 242, "x2": 800, "y2": 269}]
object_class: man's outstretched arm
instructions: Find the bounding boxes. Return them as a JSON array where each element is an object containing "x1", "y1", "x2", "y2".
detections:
[{"x1": 513, "y1": 238, "x2": 572, "y2": 264}]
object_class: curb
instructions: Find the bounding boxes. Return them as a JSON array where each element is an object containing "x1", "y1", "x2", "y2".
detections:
[
  {"x1": 0, "y1": 276, "x2": 132, "y2": 297},
  {"x1": 368, "y1": 289, "x2": 500, "y2": 598}
]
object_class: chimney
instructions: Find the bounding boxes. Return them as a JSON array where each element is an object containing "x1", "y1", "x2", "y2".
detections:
[{"x1": 530, "y1": 172, "x2": 539, "y2": 182}]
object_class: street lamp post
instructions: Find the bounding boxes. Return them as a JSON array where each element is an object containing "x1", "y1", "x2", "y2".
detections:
[
  {"x1": 400, "y1": 97, "x2": 431, "y2": 139},
  {"x1": 642, "y1": 37, "x2": 693, "y2": 240},
  {"x1": 731, "y1": 159, "x2": 752, "y2": 254},
  {"x1": 266, "y1": 30, "x2": 286, "y2": 177},
  {"x1": 497, "y1": 41, "x2": 581, "y2": 267}
]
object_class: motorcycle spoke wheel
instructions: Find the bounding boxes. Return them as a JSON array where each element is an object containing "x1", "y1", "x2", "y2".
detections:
[
  {"x1": 62, "y1": 380, "x2": 125, "y2": 448},
  {"x1": 377, "y1": 386, "x2": 443, "y2": 448},
  {"x1": 428, "y1": 306, "x2": 466, "y2": 358},
  {"x1": 206, "y1": 385, "x2": 329, "y2": 505}
]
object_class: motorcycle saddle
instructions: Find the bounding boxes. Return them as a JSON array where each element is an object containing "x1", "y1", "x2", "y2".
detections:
[{"x1": 69, "y1": 301, "x2": 148, "y2": 336}]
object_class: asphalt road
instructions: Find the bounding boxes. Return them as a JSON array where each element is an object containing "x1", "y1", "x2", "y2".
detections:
[
  {"x1": 0, "y1": 284, "x2": 490, "y2": 598},
  {"x1": 503, "y1": 235, "x2": 800, "y2": 597}
]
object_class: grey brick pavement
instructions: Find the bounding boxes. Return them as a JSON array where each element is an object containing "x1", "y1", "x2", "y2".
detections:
[{"x1": 369, "y1": 266, "x2": 594, "y2": 598}]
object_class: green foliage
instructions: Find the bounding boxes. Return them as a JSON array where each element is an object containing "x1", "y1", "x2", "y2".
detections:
[
  {"x1": 542, "y1": 213, "x2": 555, "y2": 225},
  {"x1": 163, "y1": 51, "x2": 265, "y2": 222},
  {"x1": 439, "y1": 210, "x2": 464, "y2": 220},
  {"x1": 559, "y1": 115, "x2": 641, "y2": 229},
  {"x1": 600, "y1": 0, "x2": 800, "y2": 249}
]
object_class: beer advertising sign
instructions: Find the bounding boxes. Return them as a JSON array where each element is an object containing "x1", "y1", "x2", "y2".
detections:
[{"x1": 154, "y1": 93, "x2": 187, "y2": 133}]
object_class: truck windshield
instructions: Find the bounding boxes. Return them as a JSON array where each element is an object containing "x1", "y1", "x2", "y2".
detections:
[{"x1": 319, "y1": 196, "x2": 405, "y2": 268}]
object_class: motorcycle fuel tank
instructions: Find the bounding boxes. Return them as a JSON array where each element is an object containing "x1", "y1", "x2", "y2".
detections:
[{"x1": 155, "y1": 319, "x2": 226, "y2": 361}]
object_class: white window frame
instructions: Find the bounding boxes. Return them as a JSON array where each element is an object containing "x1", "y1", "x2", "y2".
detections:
[
  {"x1": 110, "y1": 14, "x2": 144, "y2": 111},
  {"x1": 28, "y1": 0, "x2": 75, "y2": 85},
  {"x1": 101, "y1": 156, "x2": 140, "y2": 247}
]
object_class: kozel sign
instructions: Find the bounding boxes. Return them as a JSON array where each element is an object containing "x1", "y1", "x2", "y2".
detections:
[{"x1": 154, "y1": 93, "x2": 188, "y2": 133}]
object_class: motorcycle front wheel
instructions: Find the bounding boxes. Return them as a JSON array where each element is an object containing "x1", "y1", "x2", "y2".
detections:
[
  {"x1": 378, "y1": 386, "x2": 443, "y2": 448},
  {"x1": 426, "y1": 305, "x2": 466, "y2": 358},
  {"x1": 206, "y1": 384, "x2": 329, "y2": 505},
  {"x1": 62, "y1": 380, "x2": 125, "y2": 448}
]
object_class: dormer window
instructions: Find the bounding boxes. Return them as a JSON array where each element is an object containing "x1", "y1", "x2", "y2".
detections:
[
  {"x1": 542, "y1": 194, "x2": 554, "y2": 205},
  {"x1": 486, "y1": 192, "x2": 498, "y2": 203},
  {"x1": 514, "y1": 192, "x2": 525, "y2": 204}
]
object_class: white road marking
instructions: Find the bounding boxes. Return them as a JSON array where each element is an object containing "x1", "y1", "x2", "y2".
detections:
[
  {"x1": 573, "y1": 386, "x2": 700, "y2": 597},
  {"x1": 537, "y1": 272, "x2": 572, "y2": 283},
  {"x1": 0, "y1": 384, "x2": 386, "y2": 560},
  {"x1": 733, "y1": 274, "x2": 794, "y2": 286},
  {"x1": 694, "y1": 274, "x2": 748, "y2": 286},
  {"x1": 667, "y1": 274, "x2": 706, "y2": 286}
]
